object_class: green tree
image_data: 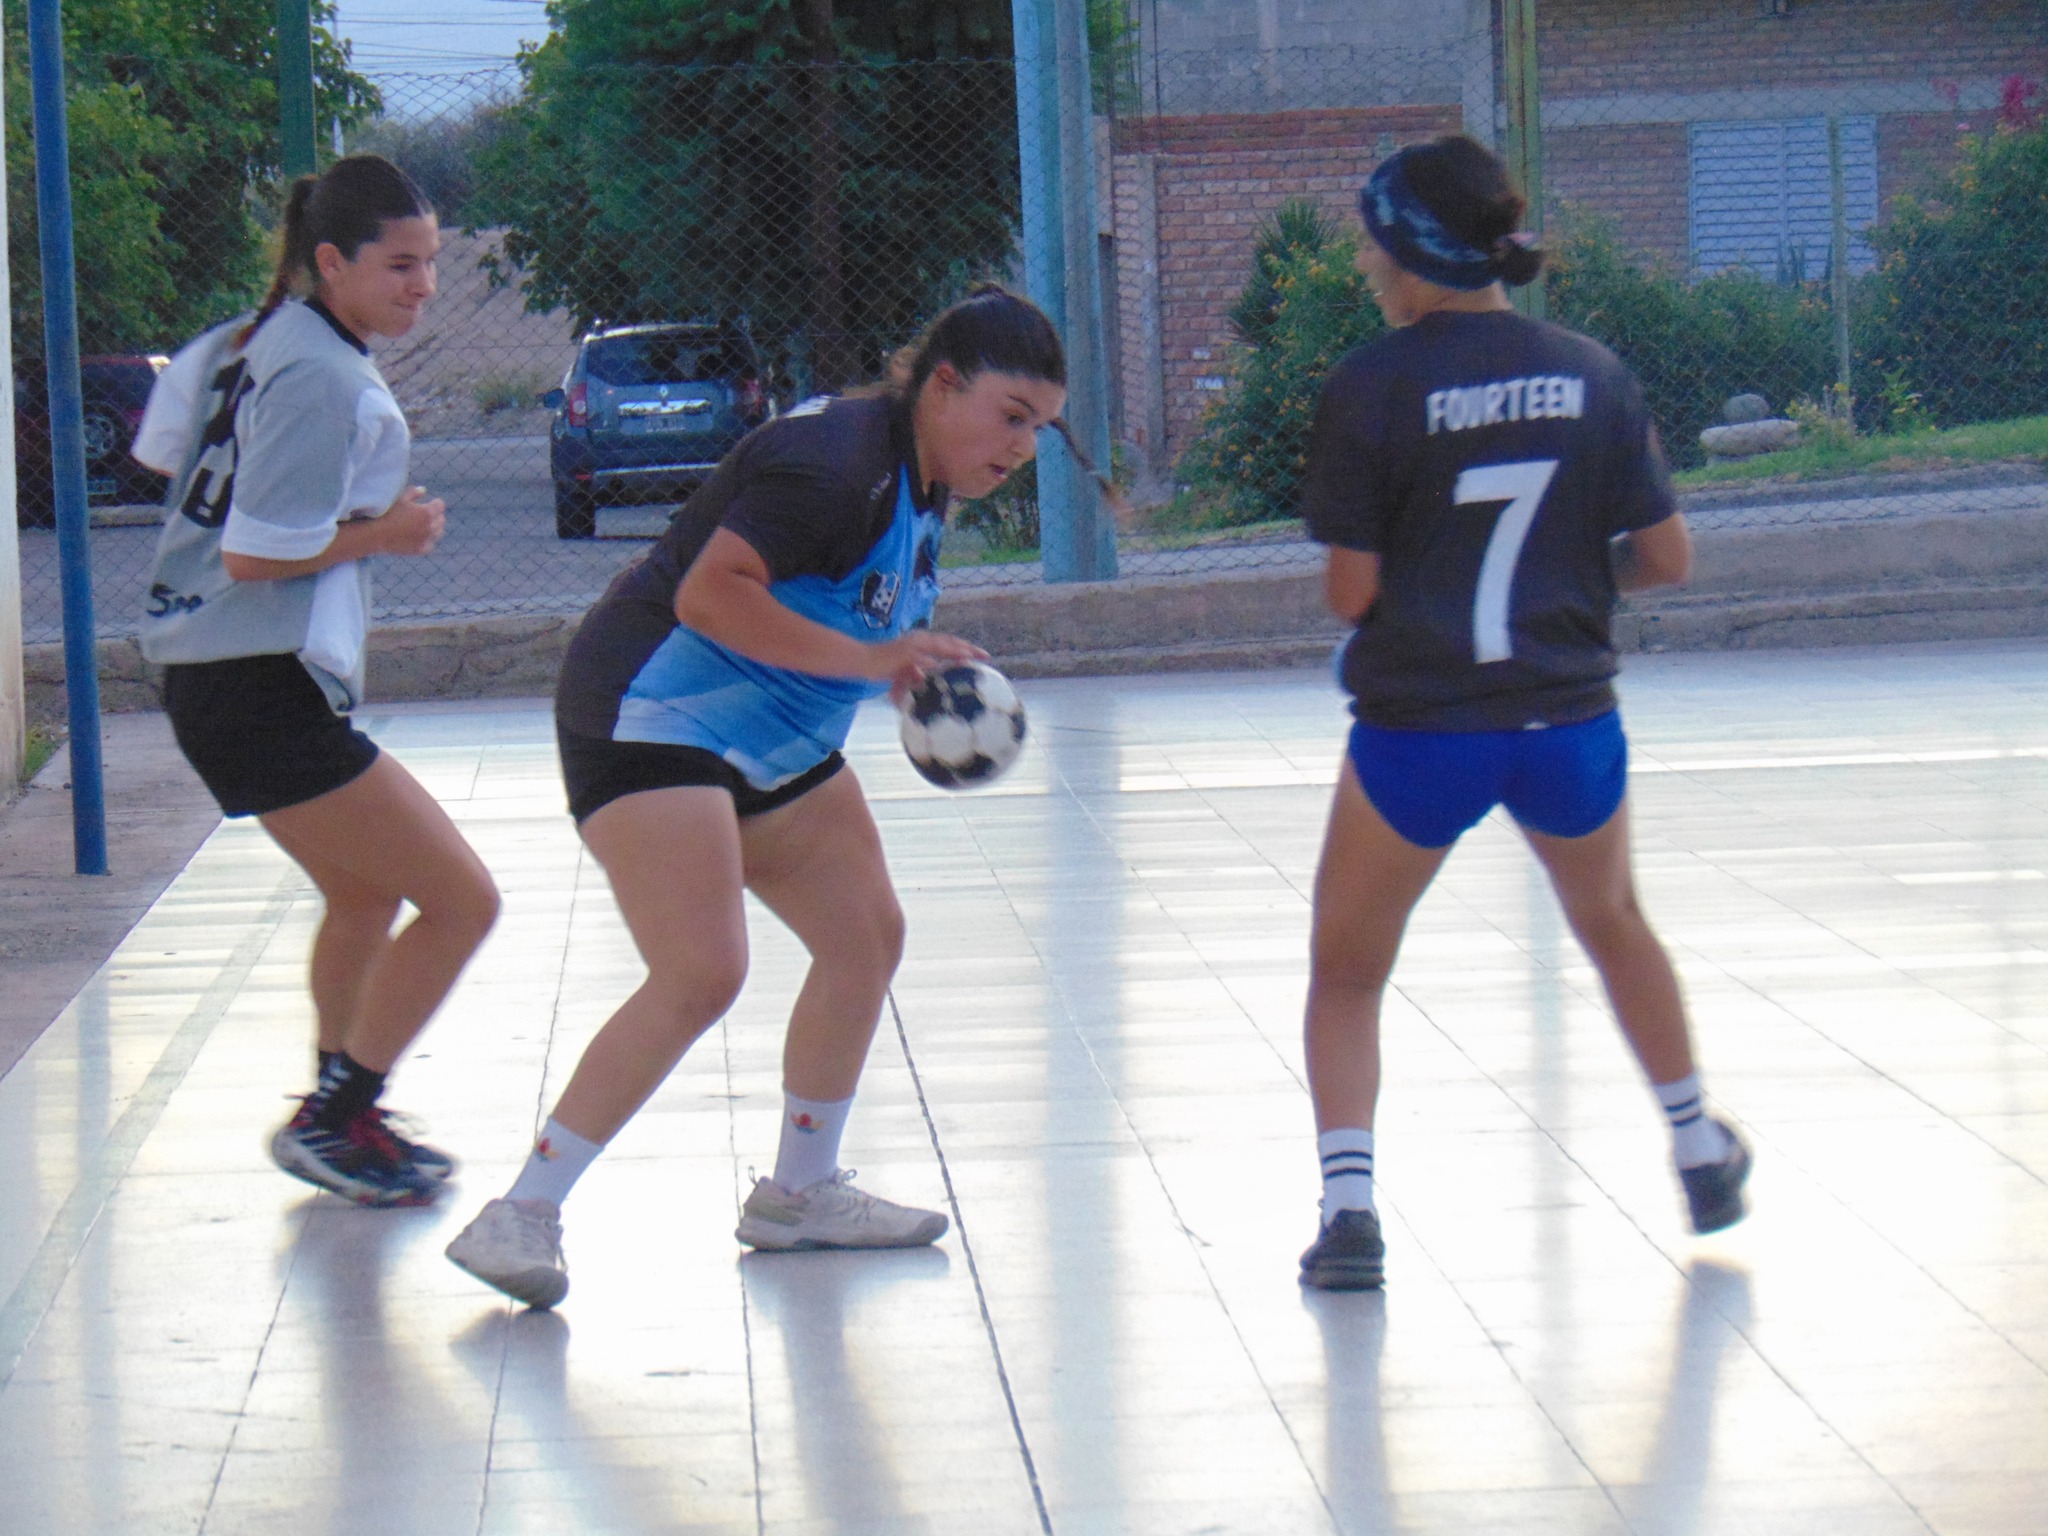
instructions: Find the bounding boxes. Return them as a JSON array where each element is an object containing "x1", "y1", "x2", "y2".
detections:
[
  {"x1": 473, "y1": 0, "x2": 1020, "y2": 391},
  {"x1": 6, "y1": 0, "x2": 377, "y2": 361},
  {"x1": 1182, "y1": 200, "x2": 1385, "y2": 524}
]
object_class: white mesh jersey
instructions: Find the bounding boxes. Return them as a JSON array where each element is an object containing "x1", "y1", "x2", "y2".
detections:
[{"x1": 137, "y1": 299, "x2": 409, "y2": 711}]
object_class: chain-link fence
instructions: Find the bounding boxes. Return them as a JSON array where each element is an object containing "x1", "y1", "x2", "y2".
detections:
[{"x1": 14, "y1": 17, "x2": 2048, "y2": 645}]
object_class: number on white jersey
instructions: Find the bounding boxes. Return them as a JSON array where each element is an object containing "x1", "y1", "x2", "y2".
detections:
[{"x1": 1453, "y1": 458, "x2": 1558, "y2": 664}]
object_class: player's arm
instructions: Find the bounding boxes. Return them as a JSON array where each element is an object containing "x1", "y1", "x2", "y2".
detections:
[
  {"x1": 675, "y1": 527, "x2": 982, "y2": 688},
  {"x1": 1613, "y1": 512, "x2": 1692, "y2": 592},
  {"x1": 1324, "y1": 547, "x2": 1381, "y2": 624}
]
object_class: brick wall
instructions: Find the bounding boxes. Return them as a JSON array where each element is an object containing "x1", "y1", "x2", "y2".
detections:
[
  {"x1": 1545, "y1": 123, "x2": 1690, "y2": 268},
  {"x1": 1112, "y1": 107, "x2": 1459, "y2": 466},
  {"x1": 1108, "y1": 2, "x2": 2043, "y2": 476},
  {"x1": 1878, "y1": 111, "x2": 1980, "y2": 208},
  {"x1": 1539, "y1": 0, "x2": 2048, "y2": 98}
]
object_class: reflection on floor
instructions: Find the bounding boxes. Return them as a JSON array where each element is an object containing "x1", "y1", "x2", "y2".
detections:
[{"x1": 3, "y1": 644, "x2": 2046, "y2": 1535}]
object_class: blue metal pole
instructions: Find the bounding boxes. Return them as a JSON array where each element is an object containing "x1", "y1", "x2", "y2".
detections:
[
  {"x1": 26, "y1": 0, "x2": 108, "y2": 876},
  {"x1": 1052, "y1": 0, "x2": 1116, "y2": 581},
  {"x1": 1014, "y1": 0, "x2": 1116, "y2": 583},
  {"x1": 1013, "y1": 0, "x2": 1081, "y2": 580}
]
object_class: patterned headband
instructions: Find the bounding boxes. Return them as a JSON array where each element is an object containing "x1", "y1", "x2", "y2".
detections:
[{"x1": 1359, "y1": 152, "x2": 1524, "y2": 292}]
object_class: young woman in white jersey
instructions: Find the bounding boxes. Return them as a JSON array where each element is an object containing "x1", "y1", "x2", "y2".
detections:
[
  {"x1": 446, "y1": 290, "x2": 1072, "y2": 1308},
  {"x1": 137, "y1": 156, "x2": 499, "y2": 1208},
  {"x1": 1294, "y1": 136, "x2": 1751, "y2": 1290}
]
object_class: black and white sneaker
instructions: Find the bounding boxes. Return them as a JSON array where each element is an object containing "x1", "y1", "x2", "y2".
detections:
[
  {"x1": 1679, "y1": 1120, "x2": 1752, "y2": 1234},
  {"x1": 1299, "y1": 1207, "x2": 1385, "y2": 1291},
  {"x1": 270, "y1": 1102, "x2": 446, "y2": 1207}
]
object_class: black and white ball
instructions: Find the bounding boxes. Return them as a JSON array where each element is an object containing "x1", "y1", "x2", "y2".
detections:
[{"x1": 899, "y1": 661, "x2": 1028, "y2": 789}]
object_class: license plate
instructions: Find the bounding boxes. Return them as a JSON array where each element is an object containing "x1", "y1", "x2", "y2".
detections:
[
  {"x1": 87, "y1": 476, "x2": 116, "y2": 501},
  {"x1": 626, "y1": 414, "x2": 711, "y2": 434}
]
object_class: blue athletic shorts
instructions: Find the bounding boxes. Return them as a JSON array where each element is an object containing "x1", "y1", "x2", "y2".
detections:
[{"x1": 1346, "y1": 710, "x2": 1628, "y2": 850}]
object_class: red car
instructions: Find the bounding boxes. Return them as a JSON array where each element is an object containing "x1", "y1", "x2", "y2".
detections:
[{"x1": 14, "y1": 354, "x2": 171, "y2": 528}]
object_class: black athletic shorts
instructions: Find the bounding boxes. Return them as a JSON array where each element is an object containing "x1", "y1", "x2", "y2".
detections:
[
  {"x1": 161, "y1": 653, "x2": 380, "y2": 818},
  {"x1": 558, "y1": 730, "x2": 844, "y2": 826}
]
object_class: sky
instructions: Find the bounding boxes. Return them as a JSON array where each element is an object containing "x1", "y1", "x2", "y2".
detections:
[{"x1": 328, "y1": 0, "x2": 551, "y2": 80}]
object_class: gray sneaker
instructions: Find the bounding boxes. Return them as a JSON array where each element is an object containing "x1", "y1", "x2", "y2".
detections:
[
  {"x1": 735, "y1": 1170, "x2": 949, "y2": 1251},
  {"x1": 446, "y1": 1197, "x2": 569, "y2": 1309}
]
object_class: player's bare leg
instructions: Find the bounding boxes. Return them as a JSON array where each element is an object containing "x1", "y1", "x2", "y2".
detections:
[
  {"x1": 1523, "y1": 801, "x2": 1750, "y2": 1232},
  {"x1": 733, "y1": 768, "x2": 946, "y2": 1252},
  {"x1": 1300, "y1": 763, "x2": 1449, "y2": 1288}
]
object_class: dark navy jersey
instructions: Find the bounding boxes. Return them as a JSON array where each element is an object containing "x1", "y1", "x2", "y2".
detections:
[
  {"x1": 1301, "y1": 310, "x2": 1675, "y2": 731},
  {"x1": 554, "y1": 394, "x2": 947, "y2": 782}
]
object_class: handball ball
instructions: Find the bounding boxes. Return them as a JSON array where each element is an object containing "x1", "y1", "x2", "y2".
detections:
[{"x1": 899, "y1": 661, "x2": 1027, "y2": 789}]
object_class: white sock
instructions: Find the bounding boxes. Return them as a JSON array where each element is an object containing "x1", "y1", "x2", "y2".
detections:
[
  {"x1": 1655, "y1": 1074, "x2": 1730, "y2": 1169},
  {"x1": 505, "y1": 1118, "x2": 604, "y2": 1207},
  {"x1": 1318, "y1": 1128, "x2": 1376, "y2": 1223},
  {"x1": 773, "y1": 1092, "x2": 853, "y2": 1192}
]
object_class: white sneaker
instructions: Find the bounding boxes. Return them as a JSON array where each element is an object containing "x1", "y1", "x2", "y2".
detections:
[
  {"x1": 446, "y1": 1197, "x2": 569, "y2": 1308},
  {"x1": 735, "y1": 1170, "x2": 949, "y2": 1251}
]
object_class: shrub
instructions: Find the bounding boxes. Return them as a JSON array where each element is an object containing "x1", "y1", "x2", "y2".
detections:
[
  {"x1": 1178, "y1": 200, "x2": 1383, "y2": 524},
  {"x1": 954, "y1": 456, "x2": 1040, "y2": 553},
  {"x1": 1545, "y1": 207, "x2": 1837, "y2": 466},
  {"x1": 1858, "y1": 115, "x2": 2048, "y2": 427}
]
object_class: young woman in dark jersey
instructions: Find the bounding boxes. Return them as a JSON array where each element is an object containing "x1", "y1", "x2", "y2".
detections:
[
  {"x1": 447, "y1": 288, "x2": 1069, "y2": 1308},
  {"x1": 135, "y1": 157, "x2": 499, "y2": 1208},
  {"x1": 1294, "y1": 136, "x2": 1750, "y2": 1290}
]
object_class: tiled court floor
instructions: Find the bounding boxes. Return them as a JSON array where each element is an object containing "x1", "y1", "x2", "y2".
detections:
[{"x1": 3, "y1": 642, "x2": 2046, "y2": 1536}]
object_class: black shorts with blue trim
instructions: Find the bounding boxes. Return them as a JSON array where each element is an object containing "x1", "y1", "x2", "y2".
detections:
[{"x1": 558, "y1": 730, "x2": 845, "y2": 826}]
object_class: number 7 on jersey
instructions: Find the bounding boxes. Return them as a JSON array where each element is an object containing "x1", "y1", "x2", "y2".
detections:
[{"x1": 1454, "y1": 459, "x2": 1558, "y2": 664}]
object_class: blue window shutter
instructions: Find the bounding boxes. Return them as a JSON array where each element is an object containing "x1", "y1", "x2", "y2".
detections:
[{"x1": 1689, "y1": 116, "x2": 1878, "y2": 279}]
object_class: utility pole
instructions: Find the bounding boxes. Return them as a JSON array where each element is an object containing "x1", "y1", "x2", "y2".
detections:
[
  {"x1": 1827, "y1": 116, "x2": 1854, "y2": 426},
  {"x1": 1013, "y1": 0, "x2": 1117, "y2": 582},
  {"x1": 1500, "y1": 0, "x2": 1545, "y2": 320},
  {"x1": 278, "y1": 0, "x2": 318, "y2": 179}
]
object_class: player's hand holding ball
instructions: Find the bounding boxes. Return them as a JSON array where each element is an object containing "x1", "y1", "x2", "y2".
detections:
[{"x1": 874, "y1": 627, "x2": 986, "y2": 699}]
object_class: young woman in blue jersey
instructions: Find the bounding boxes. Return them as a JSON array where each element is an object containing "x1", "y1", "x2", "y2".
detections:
[
  {"x1": 1294, "y1": 136, "x2": 1750, "y2": 1290},
  {"x1": 135, "y1": 156, "x2": 500, "y2": 1208},
  {"x1": 447, "y1": 288, "x2": 1069, "y2": 1308}
]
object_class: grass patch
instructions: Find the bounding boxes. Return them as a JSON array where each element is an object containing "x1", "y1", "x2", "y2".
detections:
[
  {"x1": 472, "y1": 369, "x2": 554, "y2": 418},
  {"x1": 939, "y1": 540, "x2": 1038, "y2": 569},
  {"x1": 1674, "y1": 414, "x2": 2048, "y2": 490},
  {"x1": 1127, "y1": 515, "x2": 1304, "y2": 551},
  {"x1": 22, "y1": 724, "x2": 62, "y2": 783}
]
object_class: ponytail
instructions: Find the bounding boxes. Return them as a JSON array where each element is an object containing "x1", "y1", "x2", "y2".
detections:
[
  {"x1": 1049, "y1": 416, "x2": 1129, "y2": 517},
  {"x1": 238, "y1": 155, "x2": 432, "y2": 345}
]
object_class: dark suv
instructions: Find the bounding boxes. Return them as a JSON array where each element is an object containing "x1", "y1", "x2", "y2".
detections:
[
  {"x1": 15, "y1": 354, "x2": 171, "y2": 528},
  {"x1": 545, "y1": 323, "x2": 771, "y2": 539}
]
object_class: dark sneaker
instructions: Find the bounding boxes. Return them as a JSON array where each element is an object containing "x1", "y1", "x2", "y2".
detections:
[
  {"x1": 1679, "y1": 1120, "x2": 1752, "y2": 1234},
  {"x1": 366, "y1": 1108, "x2": 456, "y2": 1183},
  {"x1": 269, "y1": 1102, "x2": 445, "y2": 1208},
  {"x1": 1299, "y1": 1207, "x2": 1385, "y2": 1291}
]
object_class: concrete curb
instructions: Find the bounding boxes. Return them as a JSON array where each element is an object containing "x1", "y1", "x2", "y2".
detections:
[{"x1": 27, "y1": 502, "x2": 2048, "y2": 716}]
